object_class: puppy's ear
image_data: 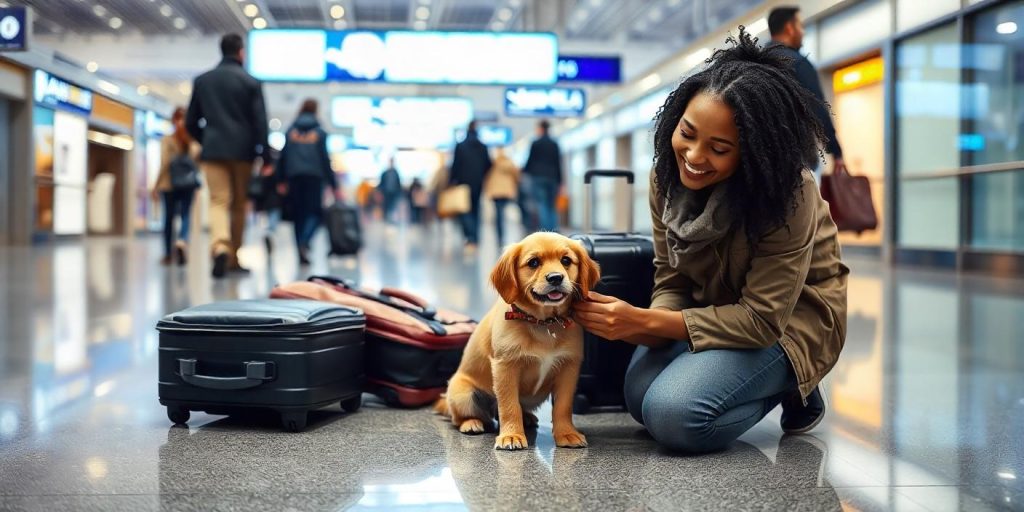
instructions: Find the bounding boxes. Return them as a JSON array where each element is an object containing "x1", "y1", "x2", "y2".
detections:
[
  {"x1": 572, "y1": 241, "x2": 601, "y2": 298},
  {"x1": 490, "y1": 243, "x2": 521, "y2": 304}
]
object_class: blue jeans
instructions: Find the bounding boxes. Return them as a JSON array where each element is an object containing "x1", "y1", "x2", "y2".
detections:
[
  {"x1": 531, "y1": 178, "x2": 559, "y2": 232},
  {"x1": 161, "y1": 190, "x2": 194, "y2": 257},
  {"x1": 288, "y1": 177, "x2": 323, "y2": 251},
  {"x1": 624, "y1": 341, "x2": 797, "y2": 453}
]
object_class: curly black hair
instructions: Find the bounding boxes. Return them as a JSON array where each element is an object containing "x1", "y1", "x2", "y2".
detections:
[{"x1": 652, "y1": 27, "x2": 827, "y2": 242}]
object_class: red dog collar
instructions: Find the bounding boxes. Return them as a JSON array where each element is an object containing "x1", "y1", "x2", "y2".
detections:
[{"x1": 505, "y1": 303, "x2": 573, "y2": 329}]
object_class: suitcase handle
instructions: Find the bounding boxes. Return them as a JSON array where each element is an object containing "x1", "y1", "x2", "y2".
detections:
[
  {"x1": 177, "y1": 359, "x2": 276, "y2": 390},
  {"x1": 583, "y1": 169, "x2": 635, "y2": 232},
  {"x1": 379, "y1": 287, "x2": 437, "y2": 318},
  {"x1": 308, "y1": 276, "x2": 438, "y2": 319}
]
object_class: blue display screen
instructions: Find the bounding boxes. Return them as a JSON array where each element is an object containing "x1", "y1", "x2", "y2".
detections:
[
  {"x1": 504, "y1": 87, "x2": 586, "y2": 118},
  {"x1": 0, "y1": 6, "x2": 28, "y2": 51},
  {"x1": 557, "y1": 55, "x2": 622, "y2": 83}
]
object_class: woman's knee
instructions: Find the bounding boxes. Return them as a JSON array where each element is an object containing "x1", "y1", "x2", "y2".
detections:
[{"x1": 641, "y1": 382, "x2": 735, "y2": 454}]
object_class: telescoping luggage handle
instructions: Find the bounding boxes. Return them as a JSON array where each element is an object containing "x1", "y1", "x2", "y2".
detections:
[
  {"x1": 583, "y1": 169, "x2": 635, "y2": 233},
  {"x1": 308, "y1": 275, "x2": 438, "y2": 320},
  {"x1": 177, "y1": 358, "x2": 276, "y2": 390}
]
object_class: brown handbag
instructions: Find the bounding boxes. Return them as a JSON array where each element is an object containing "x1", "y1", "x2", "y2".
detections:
[{"x1": 820, "y1": 166, "x2": 878, "y2": 234}]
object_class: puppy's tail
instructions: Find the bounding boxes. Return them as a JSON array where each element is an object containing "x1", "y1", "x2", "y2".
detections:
[{"x1": 432, "y1": 394, "x2": 449, "y2": 416}]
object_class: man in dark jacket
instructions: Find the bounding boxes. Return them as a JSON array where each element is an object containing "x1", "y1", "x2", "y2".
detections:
[
  {"x1": 769, "y1": 7, "x2": 846, "y2": 177},
  {"x1": 186, "y1": 33, "x2": 271, "y2": 278},
  {"x1": 378, "y1": 159, "x2": 402, "y2": 225},
  {"x1": 448, "y1": 121, "x2": 492, "y2": 247},
  {"x1": 522, "y1": 120, "x2": 563, "y2": 232},
  {"x1": 274, "y1": 99, "x2": 339, "y2": 265}
]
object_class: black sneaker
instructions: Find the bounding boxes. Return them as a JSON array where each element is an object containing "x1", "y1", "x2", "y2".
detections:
[
  {"x1": 212, "y1": 253, "x2": 228, "y2": 279},
  {"x1": 781, "y1": 386, "x2": 827, "y2": 434},
  {"x1": 298, "y1": 247, "x2": 311, "y2": 266}
]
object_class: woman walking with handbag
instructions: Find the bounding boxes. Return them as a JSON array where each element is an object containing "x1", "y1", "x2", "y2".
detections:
[{"x1": 152, "y1": 107, "x2": 200, "y2": 266}]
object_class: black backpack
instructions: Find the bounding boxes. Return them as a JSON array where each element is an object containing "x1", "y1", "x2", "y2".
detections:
[{"x1": 169, "y1": 153, "x2": 201, "y2": 191}]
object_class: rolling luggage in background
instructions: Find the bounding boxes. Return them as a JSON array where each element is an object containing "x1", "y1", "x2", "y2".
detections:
[
  {"x1": 326, "y1": 203, "x2": 363, "y2": 256},
  {"x1": 271, "y1": 276, "x2": 476, "y2": 407},
  {"x1": 571, "y1": 170, "x2": 655, "y2": 413},
  {"x1": 157, "y1": 299, "x2": 366, "y2": 432}
]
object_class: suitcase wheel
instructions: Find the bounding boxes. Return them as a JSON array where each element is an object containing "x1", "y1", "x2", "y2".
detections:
[
  {"x1": 281, "y1": 411, "x2": 308, "y2": 432},
  {"x1": 167, "y1": 406, "x2": 190, "y2": 426},
  {"x1": 572, "y1": 394, "x2": 591, "y2": 415},
  {"x1": 340, "y1": 395, "x2": 362, "y2": 413}
]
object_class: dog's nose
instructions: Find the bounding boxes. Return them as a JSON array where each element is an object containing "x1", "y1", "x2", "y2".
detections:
[{"x1": 546, "y1": 273, "x2": 564, "y2": 285}]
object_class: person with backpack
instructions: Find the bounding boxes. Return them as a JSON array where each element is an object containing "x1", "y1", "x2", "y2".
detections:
[
  {"x1": 274, "y1": 99, "x2": 340, "y2": 266},
  {"x1": 378, "y1": 159, "x2": 403, "y2": 225},
  {"x1": 152, "y1": 107, "x2": 200, "y2": 266}
]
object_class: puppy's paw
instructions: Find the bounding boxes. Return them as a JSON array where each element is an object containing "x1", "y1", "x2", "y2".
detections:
[
  {"x1": 494, "y1": 432, "x2": 529, "y2": 450},
  {"x1": 554, "y1": 429, "x2": 588, "y2": 448},
  {"x1": 458, "y1": 419, "x2": 486, "y2": 434},
  {"x1": 523, "y1": 412, "x2": 539, "y2": 428}
]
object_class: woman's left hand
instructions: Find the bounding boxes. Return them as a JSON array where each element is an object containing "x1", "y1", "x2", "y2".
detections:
[{"x1": 574, "y1": 292, "x2": 646, "y2": 341}]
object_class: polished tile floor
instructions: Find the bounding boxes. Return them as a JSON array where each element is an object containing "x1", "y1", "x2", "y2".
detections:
[{"x1": 1, "y1": 218, "x2": 1022, "y2": 511}]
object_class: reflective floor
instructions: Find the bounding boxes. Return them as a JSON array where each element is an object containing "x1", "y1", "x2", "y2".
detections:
[{"x1": 1, "y1": 218, "x2": 1022, "y2": 511}]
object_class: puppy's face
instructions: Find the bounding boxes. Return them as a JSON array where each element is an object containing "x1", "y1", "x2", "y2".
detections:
[{"x1": 490, "y1": 232, "x2": 600, "y2": 309}]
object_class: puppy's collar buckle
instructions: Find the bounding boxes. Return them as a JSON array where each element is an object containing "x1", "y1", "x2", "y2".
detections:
[{"x1": 505, "y1": 303, "x2": 573, "y2": 329}]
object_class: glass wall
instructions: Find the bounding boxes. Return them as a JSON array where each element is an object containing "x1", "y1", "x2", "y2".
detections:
[
  {"x1": 966, "y1": 0, "x2": 1024, "y2": 251},
  {"x1": 895, "y1": 23, "x2": 961, "y2": 249}
]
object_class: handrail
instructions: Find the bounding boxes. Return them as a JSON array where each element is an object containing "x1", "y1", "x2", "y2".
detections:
[{"x1": 900, "y1": 160, "x2": 1024, "y2": 181}]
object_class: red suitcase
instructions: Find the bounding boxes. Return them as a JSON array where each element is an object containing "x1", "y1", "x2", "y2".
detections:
[{"x1": 271, "y1": 276, "x2": 476, "y2": 407}]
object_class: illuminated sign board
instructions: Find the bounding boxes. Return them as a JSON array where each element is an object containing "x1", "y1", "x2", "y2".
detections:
[
  {"x1": 457, "y1": 125, "x2": 513, "y2": 147},
  {"x1": 0, "y1": 6, "x2": 29, "y2": 51},
  {"x1": 331, "y1": 96, "x2": 473, "y2": 149},
  {"x1": 557, "y1": 55, "x2": 621, "y2": 83},
  {"x1": 34, "y1": 70, "x2": 93, "y2": 115},
  {"x1": 249, "y1": 29, "x2": 558, "y2": 85},
  {"x1": 504, "y1": 87, "x2": 586, "y2": 118}
]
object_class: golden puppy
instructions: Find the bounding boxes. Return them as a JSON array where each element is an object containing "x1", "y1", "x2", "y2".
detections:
[{"x1": 435, "y1": 232, "x2": 600, "y2": 450}]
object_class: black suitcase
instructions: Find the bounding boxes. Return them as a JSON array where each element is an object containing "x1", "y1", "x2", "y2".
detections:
[
  {"x1": 157, "y1": 299, "x2": 366, "y2": 432},
  {"x1": 571, "y1": 170, "x2": 655, "y2": 413},
  {"x1": 326, "y1": 203, "x2": 363, "y2": 256}
]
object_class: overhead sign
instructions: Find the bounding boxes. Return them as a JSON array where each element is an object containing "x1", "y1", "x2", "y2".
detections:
[
  {"x1": 34, "y1": 70, "x2": 93, "y2": 115},
  {"x1": 557, "y1": 55, "x2": 622, "y2": 83},
  {"x1": 249, "y1": 29, "x2": 558, "y2": 85},
  {"x1": 505, "y1": 87, "x2": 586, "y2": 118},
  {"x1": 330, "y1": 96, "x2": 473, "y2": 128},
  {"x1": 0, "y1": 6, "x2": 29, "y2": 51}
]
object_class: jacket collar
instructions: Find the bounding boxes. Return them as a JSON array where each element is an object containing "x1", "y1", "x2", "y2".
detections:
[{"x1": 218, "y1": 57, "x2": 243, "y2": 67}]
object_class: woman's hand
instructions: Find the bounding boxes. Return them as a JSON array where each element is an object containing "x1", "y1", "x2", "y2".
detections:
[{"x1": 574, "y1": 292, "x2": 646, "y2": 342}]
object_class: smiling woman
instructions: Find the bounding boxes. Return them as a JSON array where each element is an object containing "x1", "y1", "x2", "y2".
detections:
[{"x1": 574, "y1": 27, "x2": 850, "y2": 454}]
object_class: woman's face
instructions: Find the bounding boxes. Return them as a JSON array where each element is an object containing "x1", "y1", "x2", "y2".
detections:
[{"x1": 670, "y1": 91, "x2": 740, "y2": 191}]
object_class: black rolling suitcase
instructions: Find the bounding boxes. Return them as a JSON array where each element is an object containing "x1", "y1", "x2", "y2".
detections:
[
  {"x1": 571, "y1": 170, "x2": 655, "y2": 413},
  {"x1": 326, "y1": 203, "x2": 363, "y2": 256},
  {"x1": 157, "y1": 299, "x2": 366, "y2": 432}
]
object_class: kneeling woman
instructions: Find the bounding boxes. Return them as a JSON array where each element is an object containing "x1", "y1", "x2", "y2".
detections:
[{"x1": 576, "y1": 29, "x2": 848, "y2": 453}]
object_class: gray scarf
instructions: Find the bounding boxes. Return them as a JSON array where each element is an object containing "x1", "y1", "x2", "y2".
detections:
[{"x1": 661, "y1": 184, "x2": 734, "y2": 267}]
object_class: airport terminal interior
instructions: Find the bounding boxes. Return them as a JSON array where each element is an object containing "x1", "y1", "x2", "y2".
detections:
[{"x1": 0, "y1": 0, "x2": 1023, "y2": 511}]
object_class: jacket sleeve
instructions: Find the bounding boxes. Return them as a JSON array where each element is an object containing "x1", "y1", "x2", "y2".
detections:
[
  {"x1": 794, "y1": 57, "x2": 842, "y2": 157},
  {"x1": 648, "y1": 173, "x2": 695, "y2": 312},
  {"x1": 554, "y1": 141, "x2": 564, "y2": 186},
  {"x1": 274, "y1": 142, "x2": 289, "y2": 184},
  {"x1": 319, "y1": 131, "x2": 337, "y2": 189},
  {"x1": 155, "y1": 136, "x2": 174, "y2": 191},
  {"x1": 185, "y1": 80, "x2": 202, "y2": 142},
  {"x1": 523, "y1": 141, "x2": 537, "y2": 175},
  {"x1": 448, "y1": 145, "x2": 463, "y2": 186},
  {"x1": 682, "y1": 177, "x2": 819, "y2": 350},
  {"x1": 252, "y1": 81, "x2": 271, "y2": 162}
]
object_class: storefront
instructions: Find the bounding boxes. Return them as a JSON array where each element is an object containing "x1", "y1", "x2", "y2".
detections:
[
  {"x1": 0, "y1": 59, "x2": 31, "y2": 245},
  {"x1": 86, "y1": 94, "x2": 135, "y2": 235}
]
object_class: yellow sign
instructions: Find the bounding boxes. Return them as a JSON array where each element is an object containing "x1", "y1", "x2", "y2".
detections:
[{"x1": 833, "y1": 56, "x2": 884, "y2": 93}]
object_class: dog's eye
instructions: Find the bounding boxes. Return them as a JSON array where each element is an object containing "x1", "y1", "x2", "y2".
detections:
[
  {"x1": 561, "y1": 256, "x2": 573, "y2": 267},
  {"x1": 527, "y1": 258, "x2": 540, "y2": 268}
]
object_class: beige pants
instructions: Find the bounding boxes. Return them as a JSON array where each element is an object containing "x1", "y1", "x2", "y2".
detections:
[{"x1": 201, "y1": 160, "x2": 253, "y2": 263}]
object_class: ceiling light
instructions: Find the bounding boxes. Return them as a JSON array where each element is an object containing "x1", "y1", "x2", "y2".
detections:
[
  {"x1": 173, "y1": 17, "x2": 186, "y2": 29},
  {"x1": 564, "y1": 118, "x2": 579, "y2": 129},
  {"x1": 997, "y1": 21, "x2": 1018, "y2": 35},
  {"x1": 86, "y1": 61, "x2": 99, "y2": 72},
  {"x1": 334, "y1": 19, "x2": 347, "y2": 29},
  {"x1": 137, "y1": 85, "x2": 149, "y2": 95},
  {"x1": 97, "y1": 80, "x2": 120, "y2": 95},
  {"x1": 997, "y1": 471, "x2": 1017, "y2": 480},
  {"x1": 684, "y1": 47, "x2": 711, "y2": 68},
  {"x1": 160, "y1": 5, "x2": 172, "y2": 17},
  {"x1": 413, "y1": 20, "x2": 427, "y2": 30},
  {"x1": 415, "y1": 6, "x2": 430, "y2": 20},
  {"x1": 269, "y1": 118, "x2": 282, "y2": 130},
  {"x1": 330, "y1": 5, "x2": 345, "y2": 19},
  {"x1": 509, "y1": 0, "x2": 522, "y2": 6},
  {"x1": 92, "y1": 5, "x2": 107, "y2": 17},
  {"x1": 747, "y1": 17, "x2": 768, "y2": 35},
  {"x1": 497, "y1": 8, "x2": 512, "y2": 21},
  {"x1": 586, "y1": 104, "x2": 603, "y2": 118},
  {"x1": 648, "y1": 8, "x2": 662, "y2": 20},
  {"x1": 589, "y1": 0, "x2": 603, "y2": 6},
  {"x1": 252, "y1": 17, "x2": 267, "y2": 29},
  {"x1": 640, "y1": 72, "x2": 662, "y2": 92},
  {"x1": 108, "y1": 17, "x2": 122, "y2": 29},
  {"x1": 243, "y1": 4, "x2": 259, "y2": 17}
]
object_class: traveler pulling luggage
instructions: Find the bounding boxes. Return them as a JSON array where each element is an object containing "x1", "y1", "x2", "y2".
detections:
[
  {"x1": 571, "y1": 170, "x2": 656, "y2": 413},
  {"x1": 271, "y1": 276, "x2": 476, "y2": 407},
  {"x1": 157, "y1": 299, "x2": 366, "y2": 432}
]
